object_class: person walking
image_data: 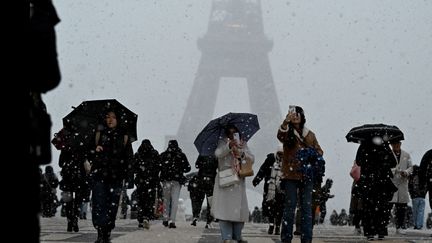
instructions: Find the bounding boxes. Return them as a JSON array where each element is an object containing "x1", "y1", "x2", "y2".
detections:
[
  {"x1": 252, "y1": 146, "x2": 284, "y2": 235},
  {"x1": 52, "y1": 128, "x2": 90, "y2": 232},
  {"x1": 133, "y1": 139, "x2": 162, "y2": 229},
  {"x1": 41, "y1": 165, "x2": 59, "y2": 217},
  {"x1": 189, "y1": 155, "x2": 218, "y2": 228},
  {"x1": 408, "y1": 165, "x2": 427, "y2": 230},
  {"x1": 318, "y1": 178, "x2": 334, "y2": 224},
  {"x1": 419, "y1": 149, "x2": 432, "y2": 211},
  {"x1": 211, "y1": 124, "x2": 254, "y2": 243},
  {"x1": 389, "y1": 141, "x2": 413, "y2": 234},
  {"x1": 159, "y1": 140, "x2": 191, "y2": 229},
  {"x1": 90, "y1": 109, "x2": 133, "y2": 243},
  {"x1": 355, "y1": 137, "x2": 397, "y2": 240},
  {"x1": 277, "y1": 106, "x2": 323, "y2": 243},
  {"x1": 419, "y1": 149, "x2": 432, "y2": 237}
]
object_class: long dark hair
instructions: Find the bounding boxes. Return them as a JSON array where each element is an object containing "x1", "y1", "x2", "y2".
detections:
[
  {"x1": 285, "y1": 106, "x2": 306, "y2": 148},
  {"x1": 224, "y1": 124, "x2": 240, "y2": 139}
]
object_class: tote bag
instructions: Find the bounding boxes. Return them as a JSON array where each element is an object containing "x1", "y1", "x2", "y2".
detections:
[
  {"x1": 219, "y1": 168, "x2": 240, "y2": 187},
  {"x1": 350, "y1": 161, "x2": 361, "y2": 182},
  {"x1": 239, "y1": 156, "x2": 254, "y2": 178}
]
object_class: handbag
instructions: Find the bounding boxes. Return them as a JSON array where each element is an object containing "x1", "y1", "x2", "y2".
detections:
[
  {"x1": 218, "y1": 168, "x2": 240, "y2": 187},
  {"x1": 239, "y1": 156, "x2": 254, "y2": 178},
  {"x1": 350, "y1": 161, "x2": 361, "y2": 182}
]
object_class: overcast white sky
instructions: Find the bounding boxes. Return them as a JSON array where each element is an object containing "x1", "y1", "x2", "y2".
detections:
[{"x1": 44, "y1": 0, "x2": 432, "y2": 213}]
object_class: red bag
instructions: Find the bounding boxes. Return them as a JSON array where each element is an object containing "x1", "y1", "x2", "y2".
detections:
[{"x1": 350, "y1": 161, "x2": 361, "y2": 182}]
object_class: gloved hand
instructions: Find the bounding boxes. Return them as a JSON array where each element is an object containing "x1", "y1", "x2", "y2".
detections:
[{"x1": 252, "y1": 178, "x2": 260, "y2": 187}]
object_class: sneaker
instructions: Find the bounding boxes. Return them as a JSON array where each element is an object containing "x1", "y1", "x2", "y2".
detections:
[
  {"x1": 366, "y1": 235, "x2": 374, "y2": 241},
  {"x1": 396, "y1": 229, "x2": 406, "y2": 235},
  {"x1": 162, "y1": 221, "x2": 169, "y2": 227},
  {"x1": 143, "y1": 220, "x2": 150, "y2": 229},
  {"x1": 191, "y1": 218, "x2": 197, "y2": 226},
  {"x1": 377, "y1": 235, "x2": 384, "y2": 240},
  {"x1": 169, "y1": 222, "x2": 177, "y2": 228},
  {"x1": 205, "y1": 223, "x2": 212, "y2": 229}
]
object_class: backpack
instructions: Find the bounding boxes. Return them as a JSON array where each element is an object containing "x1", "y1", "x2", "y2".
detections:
[{"x1": 296, "y1": 147, "x2": 325, "y2": 182}]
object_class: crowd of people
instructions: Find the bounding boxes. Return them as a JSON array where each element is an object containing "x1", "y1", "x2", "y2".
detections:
[
  {"x1": 29, "y1": 1, "x2": 431, "y2": 243},
  {"x1": 35, "y1": 99, "x2": 432, "y2": 243}
]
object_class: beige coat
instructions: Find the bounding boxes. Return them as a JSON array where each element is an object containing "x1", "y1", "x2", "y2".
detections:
[
  {"x1": 390, "y1": 150, "x2": 413, "y2": 204},
  {"x1": 211, "y1": 139, "x2": 253, "y2": 222}
]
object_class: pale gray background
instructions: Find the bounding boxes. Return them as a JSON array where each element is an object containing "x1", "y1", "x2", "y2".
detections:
[{"x1": 44, "y1": 0, "x2": 432, "y2": 214}]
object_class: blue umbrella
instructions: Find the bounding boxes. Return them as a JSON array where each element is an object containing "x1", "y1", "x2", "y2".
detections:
[{"x1": 194, "y1": 112, "x2": 260, "y2": 156}]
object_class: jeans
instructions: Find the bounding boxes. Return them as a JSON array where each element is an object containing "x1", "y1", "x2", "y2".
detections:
[
  {"x1": 280, "y1": 179, "x2": 313, "y2": 242},
  {"x1": 162, "y1": 181, "x2": 181, "y2": 222},
  {"x1": 219, "y1": 220, "x2": 244, "y2": 241},
  {"x1": 412, "y1": 197, "x2": 425, "y2": 229}
]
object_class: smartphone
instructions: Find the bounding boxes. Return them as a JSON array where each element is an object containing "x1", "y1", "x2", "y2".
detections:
[
  {"x1": 233, "y1": 132, "x2": 240, "y2": 143},
  {"x1": 289, "y1": 105, "x2": 296, "y2": 114}
]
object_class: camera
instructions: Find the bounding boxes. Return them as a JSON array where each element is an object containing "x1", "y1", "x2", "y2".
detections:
[{"x1": 233, "y1": 132, "x2": 240, "y2": 144}]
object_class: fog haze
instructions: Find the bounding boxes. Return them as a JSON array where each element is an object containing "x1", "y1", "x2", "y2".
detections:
[{"x1": 44, "y1": 0, "x2": 432, "y2": 213}]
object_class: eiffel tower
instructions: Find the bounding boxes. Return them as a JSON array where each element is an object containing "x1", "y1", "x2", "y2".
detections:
[{"x1": 176, "y1": 0, "x2": 282, "y2": 165}]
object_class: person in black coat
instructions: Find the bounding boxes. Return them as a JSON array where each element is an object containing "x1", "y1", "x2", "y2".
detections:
[
  {"x1": 29, "y1": 1, "x2": 61, "y2": 241},
  {"x1": 318, "y1": 178, "x2": 334, "y2": 224},
  {"x1": 90, "y1": 109, "x2": 133, "y2": 243},
  {"x1": 409, "y1": 165, "x2": 427, "y2": 229},
  {"x1": 52, "y1": 128, "x2": 90, "y2": 232},
  {"x1": 41, "y1": 165, "x2": 59, "y2": 217},
  {"x1": 355, "y1": 138, "x2": 397, "y2": 240},
  {"x1": 189, "y1": 155, "x2": 218, "y2": 228},
  {"x1": 159, "y1": 140, "x2": 191, "y2": 228},
  {"x1": 133, "y1": 139, "x2": 162, "y2": 229},
  {"x1": 419, "y1": 149, "x2": 432, "y2": 211},
  {"x1": 252, "y1": 150, "x2": 284, "y2": 235}
]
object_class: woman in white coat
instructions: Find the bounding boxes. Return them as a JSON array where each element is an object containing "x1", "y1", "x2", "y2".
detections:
[
  {"x1": 211, "y1": 125, "x2": 253, "y2": 243},
  {"x1": 390, "y1": 141, "x2": 413, "y2": 234}
]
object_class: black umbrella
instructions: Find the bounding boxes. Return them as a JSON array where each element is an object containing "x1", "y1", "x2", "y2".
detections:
[
  {"x1": 194, "y1": 112, "x2": 260, "y2": 156},
  {"x1": 346, "y1": 123, "x2": 404, "y2": 143},
  {"x1": 62, "y1": 99, "x2": 138, "y2": 147}
]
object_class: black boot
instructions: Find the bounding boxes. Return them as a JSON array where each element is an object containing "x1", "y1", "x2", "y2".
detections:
[
  {"x1": 101, "y1": 229, "x2": 111, "y2": 243},
  {"x1": 67, "y1": 221, "x2": 72, "y2": 232},
  {"x1": 94, "y1": 228, "x2": 103, "y2": 243},
  {"x1": 267, "y1": 225, "x2": 274, "y2": 234},
  {"x1": 274, "y1": 226, "x2": 280, "y2": 235},
  {"x1": 72, "y1": 218, "x2": 79, "y2": 232}
]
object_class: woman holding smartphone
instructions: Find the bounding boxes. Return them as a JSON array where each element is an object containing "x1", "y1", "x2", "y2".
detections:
[
  {"x1": 211, "y1": 124, "x2": 254, "y2": 243},
  {"x1": 277, "y1": 106, "x2": 323, "y2": 243}
]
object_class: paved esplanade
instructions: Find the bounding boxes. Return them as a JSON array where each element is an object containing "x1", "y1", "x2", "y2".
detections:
[{"x1": 40, "y1": 218, "x2": 431, "y2": 243}]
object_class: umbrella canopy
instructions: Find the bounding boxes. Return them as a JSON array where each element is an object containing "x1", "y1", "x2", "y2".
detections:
[
  {"x1": 62, "y1": 99, "x2": 138, "y2": 147},
  {"x1": 346, "y1": 123, "x2": 404, "y2": 143},
  {"x1": 194, "y1": 112, "x2": 260, "y2": 156}
]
